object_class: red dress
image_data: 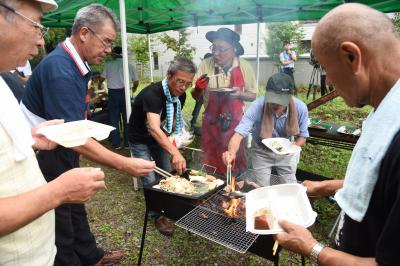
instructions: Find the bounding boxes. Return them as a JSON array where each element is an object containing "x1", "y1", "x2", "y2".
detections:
[{"x1": 201, "y1": 66, "x2": 247, "y2": 175}]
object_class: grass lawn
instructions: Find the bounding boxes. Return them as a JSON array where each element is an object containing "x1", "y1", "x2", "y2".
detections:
[{"x1": 84, "y1": 82, "x2": 370, "y2": 265}]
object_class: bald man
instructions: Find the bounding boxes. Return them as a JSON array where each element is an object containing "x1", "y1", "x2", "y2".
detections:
[{"x1": 275, "y1": 4, "x2": 400, "y2": 265}]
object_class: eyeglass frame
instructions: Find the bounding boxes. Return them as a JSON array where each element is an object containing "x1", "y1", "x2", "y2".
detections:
[
  {"x1": 173, "y1": 77, "x2": 192, "y2": 88},
  {"x1": 209, "y1": 44, "x2": 234, "y2": 55},
  {"x1": 86, "y1": 27, "x2": 114, "y2": 49},
  {"x1": 0, "y1": 3, "x2": 49, "y2": 39}
]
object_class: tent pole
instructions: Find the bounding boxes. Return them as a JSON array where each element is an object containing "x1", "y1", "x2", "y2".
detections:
[
  {"x1": 256, "y1": 22, "x2": 260, "y2": 93},
  {"x1": 119, "y1": 0, "x2": 131, "y2": 120},
  {"x1": 147, "y1": 34, "x2": 154, "y2": 83}
]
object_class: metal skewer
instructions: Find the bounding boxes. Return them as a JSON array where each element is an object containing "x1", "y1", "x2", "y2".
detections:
[
  {"x1": 272, "y1": 240, "x2": 279, "y2": 256},
  {"x1": 207, "y1": 73, "x2": 223, "y2": 79}
]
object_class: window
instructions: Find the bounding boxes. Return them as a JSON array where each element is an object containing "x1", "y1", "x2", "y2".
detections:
[{"x1": 153, "y1": 52, "x2": 159, "y2": 70}]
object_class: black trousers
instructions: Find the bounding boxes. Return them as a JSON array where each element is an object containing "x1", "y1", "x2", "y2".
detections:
[
  {"x1": 282, "y1": 67, "x2": 295, "y2": 82},
  {"x1": 53, "y1": 203, "x2": 103, "y2": 266}
]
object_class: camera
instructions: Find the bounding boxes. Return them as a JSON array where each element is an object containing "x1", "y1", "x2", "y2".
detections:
[{"x1": 309, "y1": 49, "x2": 320, "y2": 68}]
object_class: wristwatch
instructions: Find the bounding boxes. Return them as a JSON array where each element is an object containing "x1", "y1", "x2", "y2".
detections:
[{"x1": 310, "y1": 242, "x2": 326, "y2": 264}]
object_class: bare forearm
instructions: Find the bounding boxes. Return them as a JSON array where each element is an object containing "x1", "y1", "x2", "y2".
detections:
[
  {"x1": 294, "y1": 136, "x2": 307, "y2": 146},
  {"x1": 0, "y1": 181, "x2": 63, "y2": 236},
  {"x1": 320, "y1": 180, "x2": 344, "y2": 196},
  {"x1": 74, "y1": 138, "x2": 127, "y2": 172},
  {"x1": 318, "y1": 247, "x2": 377, "y2": 266},
  {"x1": 239, "y1": 91, "x2": 256, "y2": 102},
  {"x1": 228, "y1": 133, "x2": 244, "y2": 155}
]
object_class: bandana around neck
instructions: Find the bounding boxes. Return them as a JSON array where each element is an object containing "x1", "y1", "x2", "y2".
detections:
[{"x1": 162, "y1": 78, "x2": 183, "y2": 134}]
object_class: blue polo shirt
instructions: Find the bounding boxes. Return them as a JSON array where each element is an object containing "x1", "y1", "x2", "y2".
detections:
[
  {"x1": 22, "y1": 44, "x2": 90, "y2": 122},
  {"x1": 21, "y1": 40, "x2": 91, "y2": 179},
  {"x1": 235, "y1": 96, "x2": 309, "y2": 142}
]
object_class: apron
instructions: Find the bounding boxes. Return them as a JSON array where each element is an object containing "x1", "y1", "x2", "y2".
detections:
[{"x1": 201, "y1": 66, "x2": 247, "y2": 175}]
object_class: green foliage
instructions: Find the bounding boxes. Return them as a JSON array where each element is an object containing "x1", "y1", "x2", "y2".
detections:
[
  {"x1": 44, "y1": 28, "x2": 69, "y2": 53},
  {"x1": 265, "y1": 22, "x2": 305, "y2": 63},
  {"x1": 31, "y1": 28, "x2": 69, "y2": 69},
  {"x1": 393, "y1": 12, "x2": 400, "y2": 31},
  {"x1": 129, "y1": 34, "x2": 150, "y2": 64},
  {"x1": 159, "y1": 29, "x2": 196, "y2": 60}
]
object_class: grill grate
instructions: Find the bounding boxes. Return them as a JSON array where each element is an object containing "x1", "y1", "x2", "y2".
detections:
[{"x1": 176, "y1": 192, "x2": 258, "y2": 253}]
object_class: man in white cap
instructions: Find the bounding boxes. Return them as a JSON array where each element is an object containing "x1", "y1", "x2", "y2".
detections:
[
  {"x1": 223, "y1": 73, "x2": 309, "y2": 185},
  {"x1": 0, "y1": 0, "x2": 107, "y2": 265}
]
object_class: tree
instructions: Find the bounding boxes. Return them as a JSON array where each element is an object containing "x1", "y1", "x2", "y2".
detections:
[
  {"x1": 159, "y1": 29, "x2": 196, "y2": 60},
  {"x1": 393, "y1": 12, "x2": 400, "y2": 31},
  {"x1": 129, "y1": 34, "x2": 151, "y2": 64},
  {"x1": 265, "y1": 22, "x2": 305, "y2": 63}
]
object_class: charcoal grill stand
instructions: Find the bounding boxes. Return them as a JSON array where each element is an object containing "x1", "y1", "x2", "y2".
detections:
[{"x1": 138, "y1": 186, "x2": 282, "y2": 265}]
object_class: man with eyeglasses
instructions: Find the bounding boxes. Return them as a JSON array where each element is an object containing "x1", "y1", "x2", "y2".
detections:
[
  {"x1": 0, "y1": 1, "x2": 108, "y2": 265},
  {"x1": 20, "y1": 3, "x2": 155, "y2": 266},
  {"x1": 128, "y1": 57, "x2": 197, "y2": 236},
  {"x1": 191, "y1": 27, "x2": 258, "y2": 176}
]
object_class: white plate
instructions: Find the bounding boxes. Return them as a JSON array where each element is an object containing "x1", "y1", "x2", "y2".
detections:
[
  {"x1": 261, "y1": 138, "x2": 301, "y2": 155},
  {"x1": 246, "y1": 183, "x2": 317, "y2": 235},
  {"x1": 37, "y1": 120, "x2": 115, "y2": 148},
  {"x1": 337, "y1": 126, "x2": 361, "y2": 136}
]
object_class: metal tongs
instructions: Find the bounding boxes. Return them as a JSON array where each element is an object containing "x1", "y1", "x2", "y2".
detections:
[{"x1": 222, "y1": 164, "x2": 246, "y2": 199}]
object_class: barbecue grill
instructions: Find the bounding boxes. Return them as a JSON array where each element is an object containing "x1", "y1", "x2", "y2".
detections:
[{"x1": 138, "y1": 169, "x2": 286, "y2": 265}]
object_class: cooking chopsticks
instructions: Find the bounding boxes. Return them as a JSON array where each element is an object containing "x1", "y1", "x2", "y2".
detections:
[
  {"x1": 154, "y1": 166, "x2": 173, "y2": 179},
  {"x1": 183, "y1": 146, "x2": 204, "y2": 152}
]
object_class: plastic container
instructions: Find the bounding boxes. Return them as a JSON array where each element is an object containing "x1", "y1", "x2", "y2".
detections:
[
  {"x1": 261, "y1": 137, "x2": 301, "y2": 155},
  {"x1": 246, "y1": 183, "x2": 317, "y2": 235},
  {"x1": 37, "y1": 120, "x2": 115, "y2": 148}
]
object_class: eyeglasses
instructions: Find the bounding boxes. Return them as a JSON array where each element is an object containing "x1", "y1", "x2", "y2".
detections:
[
  {"x1": 87, "y1": 27, "x2": 114, "y2": 49},
  {"x1": 0, "y1": 3, "x2": 49, "y2": 39},
  {"x1": 174, "y1": 78, "x2": 192, "y2": 88},
  {"x1": 209, "y1": 44, "x2": 234, "y2": 54}
]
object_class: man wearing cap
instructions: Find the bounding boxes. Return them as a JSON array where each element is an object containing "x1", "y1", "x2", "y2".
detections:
[
  {"x1": 192, "y1": 27, "x2": 257, "y2": 175},
  {"x1": 21, "y1": 4, "x2": 155, "y2": 265},
  {"x1": 0, "y1": 0, "x2": 107, "y2": 265},
  {"x1": 222, "y1": 73, "x2": 308, "y2": 185},
  {"x1": 100, "y1": 46, "x2": 138, "y2": 149}
]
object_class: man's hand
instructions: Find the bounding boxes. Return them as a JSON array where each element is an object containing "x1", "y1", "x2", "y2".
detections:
[
  {"x1": 195, "y1": 74, "x2": 209, "y2": 91},
  {"x1": 55, "y1": 167, "x2": 106, "y2": 203},
  {"x1": 303, "y1": 180, "x2": 325, "y2": 198},
  {"x1": 229, "y1": 87, "x2": 242, "y2": 99},
  {"x1": 222, "y1": 150, "x2": 236, "y2": 166},
  {"x1": 171, "y1": 151, "x2": 186, "y2": 175},
  {"x1": 32, "y1": 119, "x2": 64, "y2": 150},
  {"x1": 123, "y1": 158, "x2": 156, "y2": 176},
  {"x1": 275, "y1": 220, "x2": 317, "y2": 256}
]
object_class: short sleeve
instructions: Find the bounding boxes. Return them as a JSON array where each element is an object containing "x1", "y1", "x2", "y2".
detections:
[{"x1": 240, "y1": 59, "x2": 258, "y2": 94}]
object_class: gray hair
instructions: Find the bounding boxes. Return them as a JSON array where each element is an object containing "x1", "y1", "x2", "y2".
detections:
[
  {"x1": 0, "y1": 0, "x2": 20, "y2": 22},
  {"x1": 72, "y1": 4, "x2": 119, "y2": 35},
  {"x1": 167, "y1": 57, "x2": 197, "y2": 76}
]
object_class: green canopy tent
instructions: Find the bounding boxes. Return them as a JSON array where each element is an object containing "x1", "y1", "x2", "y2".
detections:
[
  {"x1": 42, "y1": 0, "x2": 400, "y2": 118},
  {"x1": 44, "y1": 0, "x2": 400, "y2": 34}
]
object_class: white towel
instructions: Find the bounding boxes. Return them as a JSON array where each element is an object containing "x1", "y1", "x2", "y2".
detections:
[
  {"x1": 335, "y1": 79, "x2": 400, "y2": 222},
  {"x1": 0, "y1": 77, "x2": 34, "y2": 161}
]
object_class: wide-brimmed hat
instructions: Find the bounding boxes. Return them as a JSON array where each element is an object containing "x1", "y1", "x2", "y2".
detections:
[
  {"x1": 265, "y1": 73, "x2": 295, "y2": 106},
  {"x1": 205, "y1": 28, "x2": 244, "y2": 56},
  {"x1": 34, "y1": 0, "x2": 58, "y2": 12}
]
